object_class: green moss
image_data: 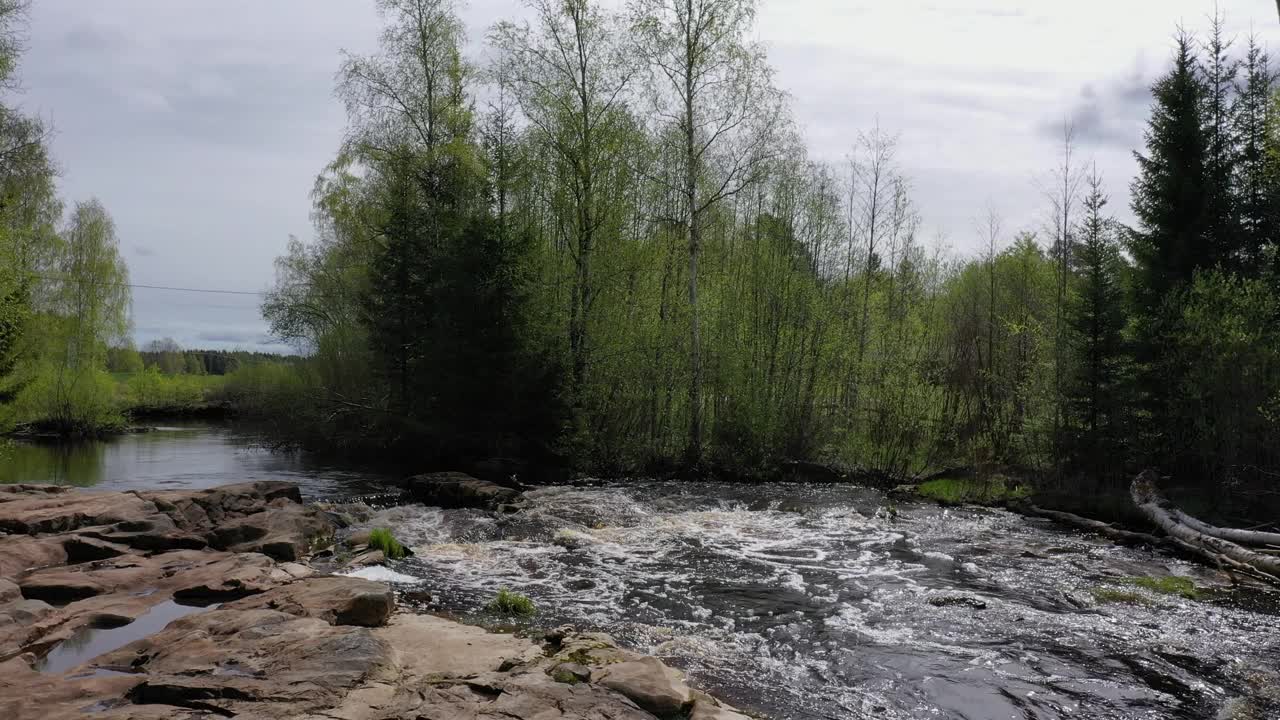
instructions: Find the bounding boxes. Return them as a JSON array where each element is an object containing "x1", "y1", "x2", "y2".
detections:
[
  {"x1": 552, "y1": 669, "x2": 580, "y2": 684},
  {"x1": 916, "y1": 476, "x2": 1032, "y2": 506},
  {"x1": 368, "y1": 528, "x2": 407, "y2": 560},
  {"x1": 486, "y1": 588, "x2": 536, "y2": 617},
  {"x1": 1092, "y1": 588, "x2": 1147, "y2": 605},
  {"x1": 1126, "y1": 575, "x2": 1199, "y2": 599}
]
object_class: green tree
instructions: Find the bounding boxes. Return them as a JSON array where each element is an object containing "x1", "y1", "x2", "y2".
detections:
[
  {"x1": 1233, "y1": 35, "x2": 1279, "y2": 269},
  {"x1": 1065, "y1": 170, "x2": 1131, "y2": 469},
  {"x1": 631, "y1": 0, "x2": 786, "y2": 462}
]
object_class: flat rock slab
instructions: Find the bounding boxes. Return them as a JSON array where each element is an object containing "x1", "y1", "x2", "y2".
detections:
[
  {"x1": 0, "y1": 492, "x2": 160, "y2": 535},
  {"x1": 227, "y1": 576, "x2": 394, "y2": 627}
]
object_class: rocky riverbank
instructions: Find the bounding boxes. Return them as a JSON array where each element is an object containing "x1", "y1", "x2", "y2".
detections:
[{"x1": 0, "y1": 480, "x2": 751, "y2": 719}]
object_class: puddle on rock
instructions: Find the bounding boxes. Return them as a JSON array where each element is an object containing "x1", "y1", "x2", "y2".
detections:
[{"x1": 35, "y1": 600, "x2": 215, "y2": 675}]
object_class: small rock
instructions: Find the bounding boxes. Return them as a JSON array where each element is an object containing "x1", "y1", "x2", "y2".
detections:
[{"x1": 928, "y1": 595, "x2": 987, "y2": 610}]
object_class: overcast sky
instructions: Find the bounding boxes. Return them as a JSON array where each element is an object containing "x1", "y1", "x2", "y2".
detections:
[{"x1": 14, "y1": 1, "x2": 1280, "y2": 352}]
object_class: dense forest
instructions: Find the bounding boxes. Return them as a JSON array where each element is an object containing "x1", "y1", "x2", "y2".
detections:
[
  {"x1": 3, "y1": 0, "x2": 1278, "y2": 505},
  {"x1": 248, "y1": 0, "x2": 1280, "y2": 498}
]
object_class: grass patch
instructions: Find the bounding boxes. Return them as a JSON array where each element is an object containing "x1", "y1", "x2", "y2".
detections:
[
  {"x1": 368, "y1": 528, "x2": 407, "y2": 560},
  {"x1": 486, "y1": 588, "x2": 536, "y2": 617},
  {"x1": 1126, "y1": 575, "x2": 1199, "y2": 599},
  {"x1": 916, "y1": 476, "x2": 1032, "y2": 506},
  {"x1": 1091, "y1": 588, "x2": 1147, "y2": 605}
]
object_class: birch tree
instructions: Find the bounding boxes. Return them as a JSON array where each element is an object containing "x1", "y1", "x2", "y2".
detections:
[
  {"x1": 631, "y1": 0, "x2": 786, "y2": 461},
  {"x1": 491, "y1": 0, "x2": 639, "y2": 405}
]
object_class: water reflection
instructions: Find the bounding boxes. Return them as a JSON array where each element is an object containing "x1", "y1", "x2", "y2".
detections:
[
  {"x1": 1, "y1": 439, "x2": 108, "y2": 487},
  {"x1": 0, "y1": 422, "x2": 397, "y2": 499}
]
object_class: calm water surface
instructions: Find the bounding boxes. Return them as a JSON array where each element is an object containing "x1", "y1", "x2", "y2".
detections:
[{"x1": 0, "y1": 422, "x2": 395, "y2": 498}]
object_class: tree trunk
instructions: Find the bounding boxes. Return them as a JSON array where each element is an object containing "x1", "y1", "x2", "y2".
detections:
[{"x1": 1131, "y1": 470, "x2": 1280, "y2": 581}]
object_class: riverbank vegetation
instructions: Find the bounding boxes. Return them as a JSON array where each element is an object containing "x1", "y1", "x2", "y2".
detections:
[
  {"x1": 2, "y1": 0, "x2": 1277, "y2": 518},
  {"x1": 233, "y1": 0, "x2": 1279, "y2": 512}
]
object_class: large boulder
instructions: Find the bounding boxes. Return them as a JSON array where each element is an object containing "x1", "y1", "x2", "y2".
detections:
[
  {"x1": 596, "y1": 656, "x2": 693, "y2": 717},
  {"x1": 404, "y1": 472, "x2": 521, "y2": 510},
  {"x1": 226, "y1": 576, "x2": 394, "y2": 627}
]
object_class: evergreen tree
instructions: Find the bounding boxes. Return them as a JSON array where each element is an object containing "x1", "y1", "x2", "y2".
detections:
[
  {"x1": 1130, "y1": 31, "x2": 1211, "y2": 314},
  {"x1": 1233, "y1": 35, "x2": 1279, "y2": 269},
  {"x1": 1129, "y1": 31, "x2": 1212, "y2": 467},
  {"x1": 1200, "y1": 12, "x2": 1241, "y2": 267},
  {"x1": 1065, "y1": 171, "x2": 1130, "y2": 469}
]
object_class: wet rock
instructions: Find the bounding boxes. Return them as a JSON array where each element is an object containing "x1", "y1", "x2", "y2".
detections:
[
  {"x1": 596, "y1": 656, "x2": 693, "y2": 716},
  {"x1": 404, "y1": 471, "x2": 521, "y2": 510},
  {"x1": 690, "y1": 691, "x2": 754, "y2": 720},
  {"x1": 92, "y1": 607, "x2": 391, "y2": 716},
  {"x1": 927, "y1": 595, "x2": 988, "y2": 610},
  {"x1": 226, "y1": 576, "x2": 395, "y2": 627}
]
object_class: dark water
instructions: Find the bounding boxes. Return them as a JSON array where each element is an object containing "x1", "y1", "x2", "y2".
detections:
[
  {"x1": 0, "y1": 422, "x2": 395, "y2": 499},
  {"x1": 8, "y1": 426, "x2": 1280, "y2": 718},
  {"x1": 344, "y1": 484, "x2": 1280, "y2": 720}
]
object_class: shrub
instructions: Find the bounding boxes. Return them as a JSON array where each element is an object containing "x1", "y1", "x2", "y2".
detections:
[
  {"x1": 124, "y1": 367, "x2": 219, "y2": 412},
  {"x1": 4, "y1": 364, "x2": 125, "y2": 435},
  {"x1": 485, "y1": 589, "x2": 536, "y2": 617},
  {"x1": 916, "y1": 476, "x2": 1031, "y2": 506},
  {"x1": 368, "y1": 528, "x2": 407, "y2": 560}
]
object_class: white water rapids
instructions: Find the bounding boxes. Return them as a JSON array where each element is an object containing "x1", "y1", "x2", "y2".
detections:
[{"x1": 337, "y1": 482, "x2": 1280, "y2": 720}]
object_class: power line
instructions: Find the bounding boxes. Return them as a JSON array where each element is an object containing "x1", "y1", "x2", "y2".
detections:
[{"x1": 32, "y1": 274, "x2": 266, "y2": 296}]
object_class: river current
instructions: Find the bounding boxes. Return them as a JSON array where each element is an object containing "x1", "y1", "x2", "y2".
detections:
[
  {"x1": 6, "y1": 425, "x2": 1279, "y2": 718},
  {"x1": 347, "y1": 483, "x2": 1280, "y2": 720}
]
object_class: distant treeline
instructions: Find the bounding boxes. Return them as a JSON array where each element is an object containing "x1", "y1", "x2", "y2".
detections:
[{"x1": 105, "y1": 340, "x2": 299, "y2": 377}]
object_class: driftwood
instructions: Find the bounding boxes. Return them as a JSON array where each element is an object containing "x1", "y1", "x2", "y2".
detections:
[
  {"x1": 1019, "y1": 504, "x2": 1171, "y2": 548},
  {"x1": 1131, "y1": 470, "x2": 1280, "y2": 583},
  {"x1": 1165, "y1": 508, "x2": 1280, "y2": 549}
]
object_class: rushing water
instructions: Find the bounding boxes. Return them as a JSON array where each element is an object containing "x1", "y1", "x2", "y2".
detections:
[
  {"x1": 8, "y1": 426, "x2": 1280, "y2": 718},
  {"x1": 346, "y1": 484, "x2": 1280, "y2": 720}
]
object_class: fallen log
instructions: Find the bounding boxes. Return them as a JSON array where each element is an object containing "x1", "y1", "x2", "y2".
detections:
[
  {"x1": 1018, "y1": 504, "x2": 1172, "y2": 548},
  {"x1": 1165, "y1": 508, "x2": 1280, "y2": 549},
  {"x1": 1131, "y1": 470, "x2": 1280, "y2": 583}
]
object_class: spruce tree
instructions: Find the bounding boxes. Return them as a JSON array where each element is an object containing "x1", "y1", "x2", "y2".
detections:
[
  {"x1": 1130, "y1": 31, "x2": 1211, "y2": 315},
  {"x1": 1066, "y1": 171, "x2": 1129, "y2": 469},
  {"x1": 1232, "y1": 35, "x2": 1279, "y2": 270},
  {"x1": 1200, "y1": 12, "x2": 1241, "y2": 268}
]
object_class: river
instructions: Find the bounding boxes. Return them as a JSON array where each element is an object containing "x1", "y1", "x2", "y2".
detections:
[{"x1": 6, "y1": 423, "x2": 1280, "y2": 719}]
